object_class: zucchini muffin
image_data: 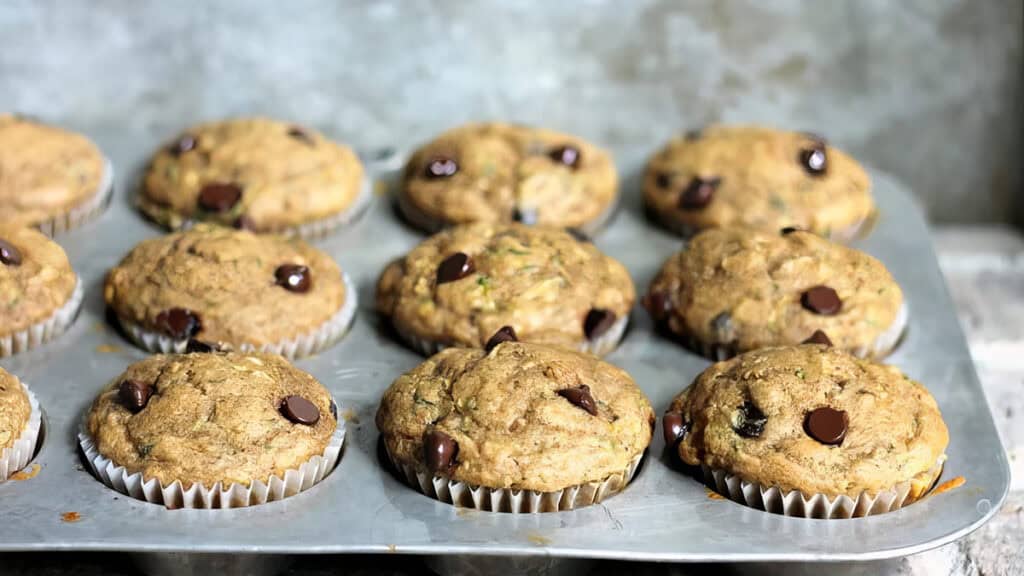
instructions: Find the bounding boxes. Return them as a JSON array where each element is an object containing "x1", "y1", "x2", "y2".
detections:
[
  {"x1": 644, "y1": 227, "x2": 905, "y2": 360},
  {"x1": 104, "y1": 224, "x2": 355, "y2": 359},
  {"x1": 664, "y1": 345, "x2": 949, "y2": 518},
  {"x1": 1, "y1": 368, "x2": 42, "y2": 481},
  {"x1": 1, "y1": 224, "x2": 83, "y2": 357},
  {"x1": 377, "y1": 341, "x2": 654, "y2": 512},
  {"x1": 0, "y1": 114, "x2": 112, "y2": 234},
  {"x1": 82, "y1": 352, "x2": 342, "y2": 508},
  {"x1": 644, "y1": 125, "x2": 874, "y2": 241},
  {"x1": 376, "y1": 223, "x2": 635, "y2": 356},
  {"x1": 400, "y1": 122, "x2": 618, "y2": 234},
  {"x1": 139, "y1": 117, "x2": 367, "y2": 237}
]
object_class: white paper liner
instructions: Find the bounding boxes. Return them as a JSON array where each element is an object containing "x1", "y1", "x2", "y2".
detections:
[
  {"x1": 0, "y1": 381, "x2": 43, "y2": 482},
  {"x1": 648, "y1": 205, "x2": 871, "y2": 244},
  {"x1": 78, "y1": 408, "x2": 346, "y2": 509},
  {"x1": 386, "y1": 444, "x2": 644, "y2": 513},
  {"x1": 701, "y1": 456, "x2": 946, "y2": 519},
  {"x1": 35, "y1": 157, "x2": 115, "y2": 237},
  {"x1": 117, "y1": 272, "x2": 357, "y2": 359},
  {"x1": 0, "y1": 277, "x2": 84, "y2": 358}
]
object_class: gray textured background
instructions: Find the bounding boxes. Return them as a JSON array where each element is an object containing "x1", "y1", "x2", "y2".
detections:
[{"x1": 0, "y1": 0, "x2": 1021, "y2": 222}]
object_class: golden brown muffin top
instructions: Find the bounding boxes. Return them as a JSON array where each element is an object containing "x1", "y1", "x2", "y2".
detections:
[{"x1": 0, "y1": 368, "x2": 31, "y2": 451}]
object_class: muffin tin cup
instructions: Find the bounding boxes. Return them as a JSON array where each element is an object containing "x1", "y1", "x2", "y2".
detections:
[
  {"x1": 77, "y1": 408, "x2": 346, "y2": 509},
  {"x1": 0, "y1": 380, "x2": 43, "y2": 482},
  {"x1": 0, "y1": 277, "x2": 84, "y2": 358},
  {"x1": 35, "y1": 157, "x2": 115, "y2": 237},
  {"x1": 386, "y1": 446, "x2": 644, "y2": 513},
  {"x1": 115, "y1": 272, "x2": 358, "y2": 360},
  {"x1": 701, "y1": 456, "x2": 946, "y2": 519}
]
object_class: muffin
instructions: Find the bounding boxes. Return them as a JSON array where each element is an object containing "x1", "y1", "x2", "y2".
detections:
[
  {"x1": 0, "y1": 114, "x2": 113, "y2": 235},
  {"x1": 664, "y1": 345, "x2": 949, "y2": 518},
  {"x1": 104, "y1": 224, "x2": 356, "y2": 359},
  {"x1": 399, "y1": 122, "x2": 618, "y2": 234},
  {"x1": 80, "y1": 352, "x2": 344, "y2": 508},
  {"x1": 1, "y1": 368, "x2": 42, "y2": 482},
  {"x1": 139, "y1": 117, "x2": 368, "y2": 237},
  {"x1": 377, "y1": 341, "x2": 654, "y2": 512},
  {"x1": 644, "y1": 227, "x2": 906, "y2": 360},
  {"x1": 644, "y1": 125, "x2": 874, "y2": 241},
  {"x1": 376, "y1": 223, "x2": 635, "y2": 356},
  {"x1": 1, "y1": 224, "x2": 84, "y2": 357}
]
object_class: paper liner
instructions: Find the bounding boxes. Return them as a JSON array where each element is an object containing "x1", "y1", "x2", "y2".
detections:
[
  {"x1": 386, "y1": 444, "x2": 644, "y2": 513},
  {"x1": 35, "y1": 157, "x2": 115, "y2": 237},
  {"x1": 78, "y1": 409, "x2": 346, "y2": 509},
  {"x1": 646, "y1": 204, "x2": 871, "y2": 244},
  {"x1": 0, "y1": 381, "x2": 43, "y2": 482},
  {"x1": 701, "y1": 456, "x2": 946, "y2": 519},
  {"x1": 116, "y1": 272, "x2": 357, "y2": 359},
  {"x1": 0, "y1": 278, "x2": 84, "y2": 358}
]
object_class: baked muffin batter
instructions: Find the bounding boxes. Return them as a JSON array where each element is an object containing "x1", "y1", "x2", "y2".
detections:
[
  {"x1": 0, "y1": 368, "x2": 31, "y2": 452},
  {"x1": 0, "y1": 224, "x2": 78, "y2": 335}
]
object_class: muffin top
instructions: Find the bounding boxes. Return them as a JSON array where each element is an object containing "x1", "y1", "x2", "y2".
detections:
[
  {"x1": 376, "y1": 223, "x2": 635, "y2": 351},
  {"x1": 0, "y1": 368, "x2": 31, "y2": 451},
  {"x1": 402, "y1": 122, "x2": 618, "y2": 231},
  {"x1": 644, "y1": 125, "x2": 873, "y2": 240},
  {"x1": 0, "y1": 224, "x2": 78, "y2": 335},
  {"x1": 104, "y1": 225, "x2": 346, "y2": 347},
  {"x1": 0, "y1": 114, "x2": 107, "y2": 228},
  {"x1": 645, "y1": 227, "x2": 904, "y2": 356},
  {"x1": 86, "y1": 352, "x2": 337, "y2": 488},
  {"x1": 140, "y1": 117, "x2": 365, "y2": 233},
  {"x1": 668, "y1": 345, "x2": 948, "y2": 496},
  {"x1": 377, "y1": 342, "x2": 654, "y2": 492}
]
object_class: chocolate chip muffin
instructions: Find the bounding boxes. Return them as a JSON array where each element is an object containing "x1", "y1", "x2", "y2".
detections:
[
  {"x1": 81, "y1": 352, "x2": 342, "y2": 507},
  {"x1": 645, "y1": 227, "x2": 905, "y2": 360},
  {"x1": 1, "y1": 368, "x2": 42, "y2": 481},
  {"x1": 376, "y1": 223, "x2": 635, "y2": 356},
  {"x1": 104, "y1": 224, "x2": 355, "y2": 359},
  {"x1": 377, "y1": 342, "x2": 654, "y2": 511},
  {"x1": 644, "y1": 125, "x2": 874, "y2": 241},
  {"x1": 1, "y1": 224, "x2": 84, "y2": 357},
  {"x1": 139, "y1": 117, "x2": 367, "y2": 237},
  {"x1": 399, "y1": 123, "x2": 618, "y2": 234},
  {"x1": 0, "y1": 114, "x2": 113, "y2": 234},
  {"x1": 664, "y1": 345, "x2": 948, "y2": 518}
]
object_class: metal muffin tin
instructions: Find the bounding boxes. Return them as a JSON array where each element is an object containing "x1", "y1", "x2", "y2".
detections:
[{"x1": 0, "y1": 137, "x2": 1010, "y2": 570}]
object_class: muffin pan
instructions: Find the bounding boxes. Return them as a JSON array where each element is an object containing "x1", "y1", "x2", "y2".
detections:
[{"x1": 0, "y1": 140, "x2": 1009, "y2": 568}]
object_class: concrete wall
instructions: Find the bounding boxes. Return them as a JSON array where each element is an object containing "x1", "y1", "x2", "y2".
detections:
[{"x1": 1, "y1": 0, "x2": 1020, "y2": 224}]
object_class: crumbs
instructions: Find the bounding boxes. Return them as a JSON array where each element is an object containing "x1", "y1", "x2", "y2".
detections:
[
  {"x1": 374, "y1": 180, "x2": 388, "y2": 197},
  {"x1": 931, "y1": 476, "x2": 966, "y2": 497},
  {"x1": 60, "y1": 512, "x2": 81, "y2": 523},
  {"x1": 95, "y1": 344, "x2": 122, "y2": 354},
  {"x1": 527, "y1": 533, "x2": 552, "y2": 546},
  {"x1": 9, "y1": 463, "x2": 41, "y2": 481},
  {"x1": 341, "y1": 408, "x2": 360, "y2": 424},
  {"x1": 705, "y1": 487, "x2": 726, "y2": 500}
]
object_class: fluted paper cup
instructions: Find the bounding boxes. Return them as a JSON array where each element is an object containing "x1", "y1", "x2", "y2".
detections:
[
  {"x1": 0, "y1": 278, "x2": 84, "y2": 358},
  {"x1": 0, "y1": 381, "x2": 43, "y2": 482},
  {"x1": 35, "y1": 157, "x2": 115, "y2": 237}
]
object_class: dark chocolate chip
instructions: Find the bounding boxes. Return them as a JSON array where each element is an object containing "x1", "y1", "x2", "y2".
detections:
[
  {"x1": 329, "y1": 400, "x2": 338, "y2": 421},
  {"x1": 234, "y1": 214, "x2": 256, "y2": 231},
  {"x1": 662, "y1": 412, "x2": 688, "y2": 446},
  {"x1": 485, "y1": 325, "x2": 517, "y2": 352},
  {"x1": 436, "y1": 252, "x2": 475, "y2": 285},
  {"x1": 734, "y1": 401, "x2": 767, "y2": 438},
  {"x1": 557, "y1": 384, "x2": 598, "y2": 416},
  {"x1": 280, "y1": 396, "x2": 321, "y2": 426},
  {"x1": 549, "y1": 145, "x2": 581, "y2": 169},
  {"x1": 780, "y1": 226, "x2": 801, "y2": 235},
  {"x1": 655, "y1": 172, "x2": 673, "y2": 189},
  {"x1": 154, "y1": 308, "x2": 202, "y2": 340},
  {"x1": 566, "y1": 228, "x2": 591, "y2": 243},
  {"x1": 425, "y1": 156, "x2": 458, "y2": 179},
  {"x1": 583, "y1": 308, "x2": 617, "y2": 340},
  {"x1": 423, "y1": 430, "x2": 459, "y2": 474},
  {"x1": 287, "y1": 126, "x2": 316, "y2": 145},
  {"x1": 185, "y1": 339, "x2": 220, "y2": 353},
  {"x1": 804, "y1": 407, "x2": 848, "y2": 445},
  {"x1": 0, "y1": 239, "x2": 22, "y2": 266},
  {"x1": 644, "y1": 291, "x2": 673, "y2": 322},
  {"x1": 197, "y1": 182, "x2": 243, "y2": 213},
  {"x1": 678, "y1": 177, "x2": 720, "y2": 210},
  {"x1": 169, "y1": 134, "x2": 198, "y2": 156},
  {"x1": 512, "y1": 207, "x2": 538, "y2": 225},
  {"x1": 803, "y1": 330, "x2": 833, "y2": 346},
  {"x1": 799, "y1": 142, "x2": 827, "y2": 176},
  {"x1": 801, "y1": 286, "x2": 842, "y2": 315},
  {"x1": 118, "y1": 380, "x2": 153, "y2": 413},
  {"x1": 275, "y1": 264, "x2": 312, "y2": 293}
]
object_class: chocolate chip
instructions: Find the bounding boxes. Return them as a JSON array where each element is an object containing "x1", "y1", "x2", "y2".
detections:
[
  {"x1": 644, "y1": 291, "x2": 673, "y2": 322},
  {"x1": 275, "y1": 264, "x2": 312, "y2": 293},
  {"x1": 549, "y1": 145, "x2": 581, "y2": 169},
  {"x1": 287, "y1": 126, "x2": 315, "y2": 145},
  {"x1": 799, "y1": 142, "x2": 827, "y2": 176},
  {"x1": 804, "y1": 407, "x2": 848, "y2": 445},
  {"x1": 169, "y1": 134, "x2": 198, "y2": 156},
  {"x1": 734, "y1": 401, "x2": 767, "y2": 438},
  {"x1": 662, "y1": 412, "x2": 688, "y2": 446},
  {"x1": 566, "y1": 228, "x2": 591, "y2": 243},
  {"x1": 233, "y1": 214, "x2": 256, "y2": 231},
  {"x1": 485, "y1": 326, "x2": 517, "y2": 352},
  {"x1": 678, "y1": 177, "x2": 720, "y2": 210},
  {"x1": 185, "y1": 339, "x2": 220, "y2": 353},
  {"x1": 801, "y1": 286, "x2": 842, "y2": 315},
  {"x1": 685, "y1": 128, "x2": 703, "y2": 140},
  {"x1": 423, "y1": 430, "x2": 459, "y2": 474},
  {"x1": 197, "y1": 183, "x2": 243, "y2": 213},
  {"x1": 425, "y1": 156, "x2": 458, "y2": 179},
  {"x1": 583, "y1": 308, "x2": 617, "y2": 340},
  {"x1": 803, "y1": 330, "x2": 833, "y2": 346},
  {"x1": 154, "y1": 308, "x2": 202, "y2": 340},
  {"x1": 118, "y1": 380, "x2": 153, "y2": 413},
  {"x1": 329, "y1": 400, "x2": 338, "y2": 421},
  {"x1": 0, "y1": 239, "x2": 22, "y2": 266},
  {"x1": 655, "y1": 172, "x2": 673, "y2": 189},
  {"x1": 512, "y1": 207, "x2": 538, "y2": 225},
  {"x1": 436, "y1": 252, "x2": 475, "y2": 285},
  {"x1": 557, "y1": 384, "x2": 598, "y2": 415},
  {"x1": 780, "y1": 226, "x2": 801, "y2": 235},
  {"x1": 280, "y1": 396, "x2": 320, "y2": 426}
]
